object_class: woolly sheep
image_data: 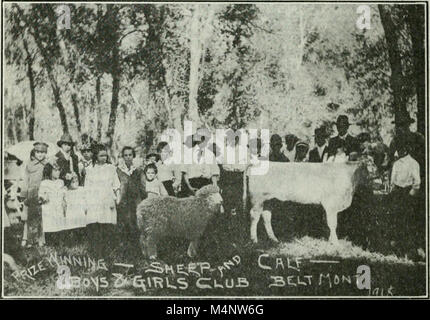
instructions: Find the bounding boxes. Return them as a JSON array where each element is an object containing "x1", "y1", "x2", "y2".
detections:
[{"x1": 136, "y1": 185, "x2": 224, "y2": 258}]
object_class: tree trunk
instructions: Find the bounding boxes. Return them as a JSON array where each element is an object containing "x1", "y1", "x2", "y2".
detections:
[
  {"x1": 378, "y1": 5, "x2": 407, "y2": 126},
  {"x1": 71, "y1": 92, "x2": 82, "y2": 134},
  {"x1": 142, "y1": 5, "x2": 177, "y2": 128},
  {"x1": 188, "y1": 6, "x2": 202, "y2": 126},
  {"x1": 107, "y1": 52, "x2": 120, "y2": 144},
  {"x1": 406, "y1": 5, "x2": 425, "y2": 135},
  {"x1": 49, "y1": 78, "x2": 69, "y2": 134},
  {"x1": 106, "y1": 5, "x2": 121, "y2": 147},
  {"x1": 96, "y1": 76, "x2": 103, "y2": 141},
  {"x1": 23, "y1": 39, "x2": 35, "y2": 140},
  {"x1": 27, "y1": 17, "x2": 69, "y2": 134}
]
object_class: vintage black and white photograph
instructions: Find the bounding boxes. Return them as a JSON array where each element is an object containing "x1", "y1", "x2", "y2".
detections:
[{"x1": 2, "y1": 1, "x2": 428, "y2": 298}]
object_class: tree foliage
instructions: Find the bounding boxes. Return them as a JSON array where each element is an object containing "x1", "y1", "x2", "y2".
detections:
[{"x1": 4, "y1": 3, "x2": 425, "y2": 152}]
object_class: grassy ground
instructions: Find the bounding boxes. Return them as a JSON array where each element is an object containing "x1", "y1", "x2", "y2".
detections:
[{"x1": 3, "y1": 188, "x2": 427, "y2": 297}]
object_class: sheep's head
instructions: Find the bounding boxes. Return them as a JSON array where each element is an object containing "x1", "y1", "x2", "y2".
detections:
[{"x1": 196, "y1": 185, "x2": 224, "y2": 214}]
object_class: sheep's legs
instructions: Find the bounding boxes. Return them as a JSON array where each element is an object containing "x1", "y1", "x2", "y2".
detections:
[
  {"x1": 250, "y1": 206, "x2": 262, "y2": 243},
  {"x1": 140, "y1": 234, "x2": 158, "y2": 259},
  {"x1": 262, "y1": 210, "x2": 279, "y2": 243},
  {"x1": 326, "y1": 210, "x2": 339, "y2": 244},
  {"x1": 187, "y1": 240, "x2": 198, "y2": 258}
]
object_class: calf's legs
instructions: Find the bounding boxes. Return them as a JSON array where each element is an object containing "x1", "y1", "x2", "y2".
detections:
[
  {"x1": 250, "y1": 206, "x2": 262, "y2": 243},
  {"x1": 250, "y1": 203, "x2": 280, "y2": 243},
  {"x1": 262, "y1": 210, "x2": 279, "y2": 242},
  {"x1": 326, "y1": 210, "x2": 339, "y2": 244}
]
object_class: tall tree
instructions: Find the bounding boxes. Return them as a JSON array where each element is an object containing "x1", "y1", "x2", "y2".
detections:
[
  {"x1": 12, "y1": 4, "x2": 70, "y2": 134},
  {"x1": 406, "y1": 4, "x2": 425, "y2": 135},
  {"x1": 22, "y1": 40, "x2": 37, "y2": 140},
  {"x1": 378, "y1": 5, "x2": 408, "y2": 126}
]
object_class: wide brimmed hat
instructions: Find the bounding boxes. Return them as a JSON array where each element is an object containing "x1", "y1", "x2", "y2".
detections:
[
  {"x1": 33, "y1": 142, "x2": 49, "y2": 152},
  {"x1": 57, "y1": 133, "x2": 75, "y2": 147},
  {"x1": 336, "y1": 115, "x2": 351, "y2": 126}
]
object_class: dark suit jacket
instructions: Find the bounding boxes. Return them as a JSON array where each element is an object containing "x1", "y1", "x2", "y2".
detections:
[
  {"x1": 269, "y1": 151, "x2": 289, "y2": 162},
  {"x1": 308, "y1": 146, "x2": 328, "y2": 163},
  {"x1": 327, "y1": 135, "x2": 359, "y2": 158},
  {"x1": 55, "y1": 151, "x2": 81, "y2": 187}
]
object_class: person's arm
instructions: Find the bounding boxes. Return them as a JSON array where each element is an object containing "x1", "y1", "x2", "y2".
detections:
[
  {"x1": 410, "y1": 162, "x2": 421, "y2": 195},
  {"x1": 159, "y1": 181, "x2": 169, "y2": 196},
  {"x1": 211, "y1": 175, "x2": 218, "y2": 188},
  {"x1": 172, "y1": 166, "x2": 182, "y2": 192},
  {"x1": 78, "y1": 160, "x2": 84, "y2": 179},
  {"x1": 21, "y1": 165, "x2": 30, "y2": 202},
  {"x1": 112, "y1": 166, "x2": 121, "y2": 204},
  {"x1": 183, "y1": 171, "x2": 197, "y2": 194},
  {"x1": 38, "y1": 182, "x2": 49, "y2": 204},
  {"x1": 117, "y1": 170, "x2": 127, "y2": 205},
  {"x1": 62, "y1": 190, "x2": 67, "y2": 217},
  {"x1": 390, "y1": 162, "x2": 398, "y2": 191}
]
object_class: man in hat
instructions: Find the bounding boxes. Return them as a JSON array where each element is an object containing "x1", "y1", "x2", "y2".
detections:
[
  {"x1": 269, "y1": 134, "x2": 289, "y2": 162},
  {"x1": 56, "y1": 133, "x2": 81, "y2": 187},
  {"x1": 182, "y1": 130, "x2": 220, "y2": 195},
  {"x1": 327, "y1": 115, "x2": 360, "y2": 160},
  {"x1": 309, "y1": 127, "x2": 329, "y2": 163},
  {"x1": 294, "y1": 141, "x2": 309, "y2": 162},
  {"x1": 389, "y1": 112, "x2": 425, "y2": 191}
]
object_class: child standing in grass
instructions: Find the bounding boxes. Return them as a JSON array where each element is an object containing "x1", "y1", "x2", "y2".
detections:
[{"x1": 38, "y1": 162, "x2": 67, "y2": 246}]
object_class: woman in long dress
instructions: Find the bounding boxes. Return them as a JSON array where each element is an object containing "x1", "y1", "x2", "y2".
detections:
[
  {"x1": 21, "y1": 142, "x2": 49, "y2": 247},
  {"x1": 84, "y1": 144, "x2": 121, "y2": 255}
]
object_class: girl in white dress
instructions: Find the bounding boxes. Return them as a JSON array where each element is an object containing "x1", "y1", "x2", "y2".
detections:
[
  {"x1": 64, "y1": 174, "x2": 88, "y2": 231},
  {"x1": 38, "y1": 163, "x2": 67, "y2": 246},
  {"x1": 84, "y1": 145, "x2": 121, "y2": 255}
]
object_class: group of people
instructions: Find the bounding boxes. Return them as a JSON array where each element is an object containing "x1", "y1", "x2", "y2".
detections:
[
  {"x1": 13, "y1": 110, "x2": 425, "y2": 258},
  {"x1": 266, "y1": 113, "x2": 424, "y2": 257},
  {"x1": 16, "y1": 130, "x2": 223, "y2": 255},
  {"x1": 269, "y1": 114, "x2": 422, "y2": 192}
]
